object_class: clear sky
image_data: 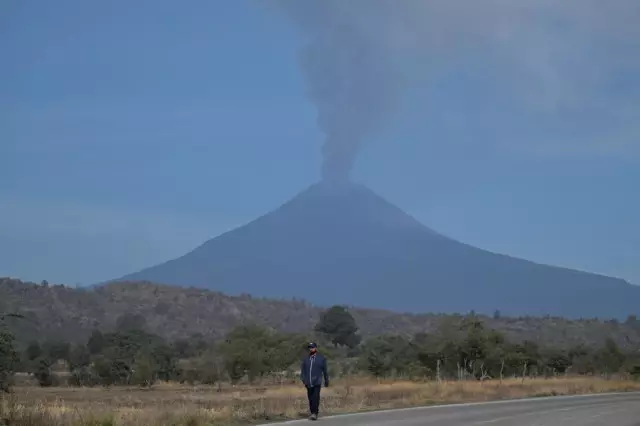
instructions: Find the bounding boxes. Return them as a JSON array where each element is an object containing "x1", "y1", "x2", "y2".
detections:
[{"x1": 1, "y1": 0, "x2": 638, "y2": 286}]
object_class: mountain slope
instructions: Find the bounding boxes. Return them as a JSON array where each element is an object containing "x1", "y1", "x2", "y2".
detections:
[
  {"x1": 4, "y1": 278, "x2": 640, "y2": 349},
  {"x1": 116, "y1": 182, "x2": 638, "y2": 318}
]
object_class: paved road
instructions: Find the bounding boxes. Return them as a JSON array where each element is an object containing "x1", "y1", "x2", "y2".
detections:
[{"x1": 266, "y1": 392, "x2": 640, "y2": 425}]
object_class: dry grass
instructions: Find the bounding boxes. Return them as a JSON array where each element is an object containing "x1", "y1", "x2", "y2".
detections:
[{"x1": 2, "y1": 377, "x2": 640, "y2": 425}]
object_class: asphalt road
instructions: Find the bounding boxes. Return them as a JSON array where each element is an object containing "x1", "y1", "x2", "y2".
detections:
[{"x1": 265, "y1": 392, "x2": 640, "y2": 425}]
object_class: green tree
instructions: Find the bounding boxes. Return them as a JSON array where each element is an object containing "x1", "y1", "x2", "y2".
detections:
[
  {"x1": 93, "y1": 354, "x2": 132, "y2": 386},
  {"x1": 87, "y1": 329, "x2": 105, "y2": 355},
  {"x1": 567, "y1": 344, "x2": 592, "y2": 374},
  {"x1": 173, "y1": 338, "x2": 193, "y2": 358},
  {"x1": 180, "y1": 350, "x2": 222, "y2": 385},
  {"x1": 480, "y1": 330, "x2": 510, "y2": 379},
  {"x1": 359, "y1": 336, "x2": 395, "y2": 377},
  {"x1": 0, "y1": 330, "x2": 19, "y2": 392},
  {"x1": 43, "y1": 340, "x2": 70, "y2": 362},
  {"x1": 264, "y1": 333, "x2": 308, "y2": 373},
  {"x1": 414, "y1": 333, "x2": 459, "y2": 379},
  {"x1": 69, "y1": 366, "x2": 100, "y2": 387},
  {"x1": 132, "y1": 349, "x2": 157, "y2": 387},
  {"x1": 25, "y1": 341, "x2": 43, "y2": 361},
  {"x1": 89, "y1": 329, "x2": 172, "y2": 386},
  {"x1": 151, "y1": 342, "x2": 178, "y2": 381},
  {"x1": 629, "y1": 365, "x2": 640, "y2": 381},
  {"x1": 187, "y1": 333, "x2": 210, "y2": 355},
  {"x1": 33, "y1": 357, "x2": 54, "y2": 387},
  {"x1": 115, "y1": 313, "x2": 148, "y2": 332},
  {"x1": 544, "y1": 350, "x2": 572, "y2": 375},
  {"x1": 595, "y1": 338, "x2": 625, "y2": 376},
  {"x1": 219, "y1": 325, "x2": 271, "y2": 383},
  {"x1": 69, "y1": 344, "x2": 91, "y2": 370},
  {"x1": 217, "y1": 325, "x2": 305, "y2": 383},
  {"x1": 509, "y1": 340, "x2": 540, "y2": 373},
  {"x1": 457, "y1": 318, "x2": 488, "y2": 376},
  {"x1": 359, "y1": 335, "x2": 415, "y2": 378},
  {"x1": 314, "y1": 306, "x2": 361, "y2": 348}
]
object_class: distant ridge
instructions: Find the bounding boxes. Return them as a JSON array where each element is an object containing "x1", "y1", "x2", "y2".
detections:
[{"x1": 115, "y1": 181, "x2": 638, "y2": 319}]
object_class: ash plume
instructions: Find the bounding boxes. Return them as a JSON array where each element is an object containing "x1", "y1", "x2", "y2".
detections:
[
  {"x1": 277, "y1": 0, "x2": 640, "y2": 180},
  {"x1": 282, "y1": 2, "x2": 404, "y2": 182}
]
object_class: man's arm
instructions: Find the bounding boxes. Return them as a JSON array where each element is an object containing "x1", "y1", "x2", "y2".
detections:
[
  {"x1": 300, "y1": 359, "x2": 306, "y2": 385},
  {"x1": 322, "y1": 357, "x2": 329, "y2": 387}
]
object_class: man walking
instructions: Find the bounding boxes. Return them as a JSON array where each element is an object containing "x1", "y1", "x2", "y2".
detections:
[{"x1": 300, "y1": 342, "x2": 329, "y2": 420}]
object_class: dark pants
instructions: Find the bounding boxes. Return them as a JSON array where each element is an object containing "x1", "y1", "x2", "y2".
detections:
[{"x1": 306, "y1": 385, "x2": 321, "y2": 415}]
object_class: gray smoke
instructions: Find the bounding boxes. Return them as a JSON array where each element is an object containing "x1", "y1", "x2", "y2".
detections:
[
  {"x1": 280, "y1": 1, "x2": 405, "y2": 181},
  {"x1": 277, "y1": 0, "x2": 640, "y2": 180}
]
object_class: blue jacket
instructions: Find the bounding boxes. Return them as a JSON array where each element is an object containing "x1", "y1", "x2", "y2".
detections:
[{"x1": 300, "y1": 353, "x2": 329, "y2": 388}]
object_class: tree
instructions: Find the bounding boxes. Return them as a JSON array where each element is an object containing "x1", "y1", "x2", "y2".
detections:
[
  {"x1": 359, "y1": 336, "x2": 396, "y2": 377},
  {"x1": 568, "y1": 344, "x2": 589, "y2": 361},
  {"x1": 173, "y1": 338, "x2": 193, "y2": 358},
  {"x1": 414, "y1": 333, "x2": 460, "y2": 379},
  {"x1": 92, "y1": 329, "x2": 172, "y2": 386},
  {"x1": 132, "y1": 349, "x2": 157, "y2": 388},
  {"x1": 33, "y1": 357, "x2": 54, "y2": 387},
  {"x1": 630, "y1": 364, "x2": 640, "y2": 381},
  {"x1": 595, "y1": 338, "x2": 625, "y2": 376},
  {"x1": 544, "y1": 350, "x2": 572, "y2": 375},
  {"x1": 0, "y1": 330, "x2": 18, "y2": 392},
  {"x1": 359, "y1": 335, "x2": 416, "y2": 378},
  {"x1": 188, "y1": 333, "x2": 209, "y2": 355},
  {"x1": 151, "y1": 342, "x2": 178, "y2": 382},
  {"x1": 219, "y1": 325, "x2": 271, "y2": 383},
  {"x1": 69, "y1": 344, "x2": 91, "y2": 370},
  {"x1": 25, "y1": 341, "x2": 43, "y2": 361},
  {"x1": 93, "y1": 355, "x2": 131, "y2": 386},
  {"x1": 567, "y1": 344, "x2": 593, "y2": 375},
  {"x1": 314, "y1": 306, "x2": 361, "y2": 348},
  {"x1": 43, "y1": 340, "x2": 70, "y2": 362},
  {"x1": 69, "y1": 366, "x2": 100, "y2": 387},
  {"x1": 115, "y1": 313, "x2": 148, "y2": 332},
  {"x1": 180, "y1": 350, "x2": 222, "y2": 385},
  {"x1": 217, "y1": 325, "x2": 306, "y2": 383},
  {"x1": 87, "y1": 329, "x2": 105, "y2": 354},
  {"x1": 457, "y1": 318, "x2": 488, "y2": 376}
]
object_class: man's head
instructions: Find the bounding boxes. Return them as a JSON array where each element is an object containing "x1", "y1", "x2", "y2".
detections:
[{"x1": 308, "y1": 342, "x2": 317, "y2": 355}]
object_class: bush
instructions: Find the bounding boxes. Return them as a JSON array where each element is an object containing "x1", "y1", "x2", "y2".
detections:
[
  {"x1": 69, "y1": 366, "x2": 101, "y2": 387},
  {"x1": 93, "y1": 356, "x2": 132, "y2": 386},
  {"x1": 179, "y1": 353, "x2": 221, "y2": 385},
  {"x1": 629, "y1": 365, "x2": 640, "y2": 381},
  {"x1": 132, "y1": 351, "x2": 157, "y2": 388},
  {"x1": 33, "y1": 358, "x2": 54, "y2": 387}
]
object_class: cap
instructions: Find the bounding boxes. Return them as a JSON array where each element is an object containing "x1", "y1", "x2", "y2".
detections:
[{"x1": 307, "y1": 342, "x2": 317, "y2": 349}]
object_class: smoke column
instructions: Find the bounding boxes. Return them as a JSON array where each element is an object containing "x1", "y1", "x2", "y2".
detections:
[
  {"x1": 277, "y1": 0, "x2": 639, "y2": 180},
  {"x1": 279, "y1": 1, "x2": 406, "y2": 182},
  {"x1": 301, "y1": 31, "x2": 397, "y2": 182}
]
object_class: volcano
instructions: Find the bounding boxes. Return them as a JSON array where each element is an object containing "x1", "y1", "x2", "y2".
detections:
[{"x1": 115, "y1": 182, "x2": 638, "y2": 318}]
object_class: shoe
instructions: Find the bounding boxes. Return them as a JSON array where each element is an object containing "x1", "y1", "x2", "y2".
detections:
[{"x1": 310, "y1": 413, "x2": 318, "y2": 420}]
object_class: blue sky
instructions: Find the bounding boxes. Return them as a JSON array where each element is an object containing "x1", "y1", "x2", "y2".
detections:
[{"x1": 1, "y1": 0, "x2": 638, "y2": 286}]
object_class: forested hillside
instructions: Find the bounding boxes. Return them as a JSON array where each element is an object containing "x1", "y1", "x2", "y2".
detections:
[{"x1": 2, "y1": 278, "x2": 640, "y2": 350}]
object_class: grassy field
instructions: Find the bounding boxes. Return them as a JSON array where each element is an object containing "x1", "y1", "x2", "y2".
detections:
[{"x1": 2, "y1": 377, "x2": 640, "y2": 425}]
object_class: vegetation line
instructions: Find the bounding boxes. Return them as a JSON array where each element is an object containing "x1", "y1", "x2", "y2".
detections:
[{"x1": 2, "y1": 278, "x2": 640, "y2": 425}]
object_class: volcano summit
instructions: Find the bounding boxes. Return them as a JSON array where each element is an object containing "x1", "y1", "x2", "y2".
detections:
[{"x1": 115, "y1": 182, "x2": 638, "y2": 318}]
